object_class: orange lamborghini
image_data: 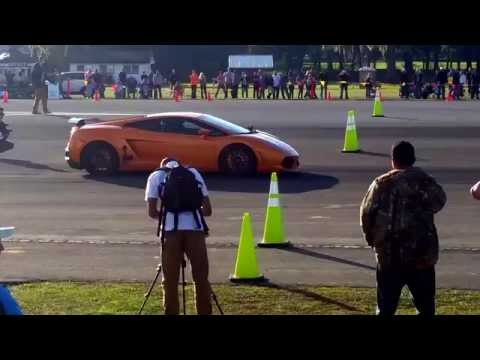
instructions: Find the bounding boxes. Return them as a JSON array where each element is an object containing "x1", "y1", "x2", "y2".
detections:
[{"x1": 65, "y1": 112, "x2": 300, "y2": 176}]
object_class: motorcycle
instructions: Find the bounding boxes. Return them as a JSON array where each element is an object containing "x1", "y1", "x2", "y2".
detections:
[{"x1": 0, "y1": 123, "x2": 11, "y2": 142}]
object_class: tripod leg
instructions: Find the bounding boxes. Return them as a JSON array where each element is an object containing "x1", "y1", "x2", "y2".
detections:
[
  {"x1": 181, "y1": 258, "x2": 187, "y2": 315},
  {"x1": 210, "y1": 286, "x2": 224, "y2": 315},
  {"x1": 138, "y1": 264, "x2": 162, "y2": 315}
]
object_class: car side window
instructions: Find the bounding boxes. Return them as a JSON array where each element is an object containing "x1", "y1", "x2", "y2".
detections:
[
  {"x1": 125, "y1": 118, "x2": 164, "y2": 132},
  {"x1": 163, "y1": 118, "x2": 223, "y2": 136}
]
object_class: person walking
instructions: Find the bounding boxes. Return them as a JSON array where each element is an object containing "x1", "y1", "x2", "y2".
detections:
[{"x1": 360, "y1": 141, "x2": 446, "y2": 316}]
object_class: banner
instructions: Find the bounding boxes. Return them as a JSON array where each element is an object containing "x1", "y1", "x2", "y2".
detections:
[{"x1": 47, "y1": 81, "x2": 61, "y2": 99}]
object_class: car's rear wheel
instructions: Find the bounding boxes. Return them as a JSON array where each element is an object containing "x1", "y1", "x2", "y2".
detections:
[
  {"x1": 219, "y1": 144, "x2": 257, "y2": 176},
  {"x1": 82, "y1": 142, "x2": 119, "y2": 176}
]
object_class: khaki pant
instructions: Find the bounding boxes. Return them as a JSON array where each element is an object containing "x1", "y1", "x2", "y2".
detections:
[
  {"x1": 162, "y1": 230, "x2": 212, "y2": 315},
  {"x1": 33, "y1": 86, "x2": 48, "y2": 113}
]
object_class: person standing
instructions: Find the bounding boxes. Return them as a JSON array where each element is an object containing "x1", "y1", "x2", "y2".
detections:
[
  {"x1": 296, "y1": 73, "x2": 304, "y2": 99},
  {"x1": 31, "y1": 59, "x2": 50, "y2": 114},
  {"x1": 459, "y1": 70, "x2": 467, "y2": 98},
  {"x1": 399, "y1": 69, "x2": 409, "y2": 99},
  {"x1": 145, "y1": 158, "x2": 213, "y2": 315},
  {"x1": 199, "y1": 72, "x2": 208, "y2": 99},
  {"x1": 287, "y1": 74, "x2": 295, "y2": 100},
  {"x1": 338, "y1": 69, "x2": 350, "y2": 100},
  {"x1": 318, "y1": 70, "x2": 328, "y2": 100},
  {"x1": 360, "y1": 141, "x2": 446, "y2": 316},
  {"x1": 413, "y1": 69, "x2": 423, "y2": 99},
  {"x1": 190, "y1": 70, "x2": 199, "y2": 99},
  {"x1": 152, "y1": 70, "x2": 164, "y2": 99},
  {"x1": 435, "y1": 67, "x2": 447, "y2": 100},
  {"x1": 252, "y1": 71, "x2": 259, "y2": 99},
  {"x1": 280, "y1": 72, "x2": 289, "y2": 100},
  {"x1": 215, "y1": 70, "x2": 226, "y2": 99},
  {"x1": 470, "y1": 69, "x2": 480, "y2": 100},
  {"x1": 272, "y1": 71, "x2": 281, "y2": 100},
  {"x1": 240, "y1": 71, "x2": 249, "y2": 98},
  {"x1": 258, "y1": 70, "x2": 266, "y2": 99},
  {"x1": 169, "y1": 69, "x2": 177, "y2": 91}
]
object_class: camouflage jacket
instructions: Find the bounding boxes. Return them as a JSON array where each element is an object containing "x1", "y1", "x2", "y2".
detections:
[{"x1": 360, "y1": 167, "x2": 446, "y2": 269}]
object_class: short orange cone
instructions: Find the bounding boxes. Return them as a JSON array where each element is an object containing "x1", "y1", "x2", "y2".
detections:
[
  {"x1": 327, "y1": 92, "x2": 332, "y2": 101},
  {"x1": 94, "y1": 90, "x2": 100, "y2": 102}
]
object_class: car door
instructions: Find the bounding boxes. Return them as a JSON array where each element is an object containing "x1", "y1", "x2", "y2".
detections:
[
  {"x1": 160, "y1": 117, "x2": 224, "y2": 171},
  {"x1": 122, "y1": 117, "x2": 172, "y2": 168}
]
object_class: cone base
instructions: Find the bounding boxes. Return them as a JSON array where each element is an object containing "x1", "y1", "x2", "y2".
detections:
[
  {"x1": 341, "y1": 149, "x2": 361, "y2": 153},
  {"x1": 372, "y1": 114, "x2": 384, "y2": 117},
  {"x1": 229, "y1": 275, "x2": 267, "y2": 284},
  {"x1": 257, "y1": 241, "x2": 292, "y2": 248}
]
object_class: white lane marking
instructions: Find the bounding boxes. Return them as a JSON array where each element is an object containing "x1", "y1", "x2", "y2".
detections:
[
  {"x1": 324, "y1": 204, "x2": 358, "y2": 209},
  {"x1": 227, "y1": 217, "x2": 242, "y2": 221},
  {"x1": 310, "y1": 216, "x2": 331, "y2": 220},
  {"x1": 5, "y1": 111, "x2": 141, "y2": 117},
  {"x1": 4, "y1": 250, "x2": 25, "y2": 254}
]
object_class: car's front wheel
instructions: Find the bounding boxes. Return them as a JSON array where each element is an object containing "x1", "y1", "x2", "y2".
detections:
[
  {"x1": 82, "y1": 142, "x2": 119, "y2": 176},
  {"x1": 219, "y1": 144, "x2": 257, "y2": 176}
]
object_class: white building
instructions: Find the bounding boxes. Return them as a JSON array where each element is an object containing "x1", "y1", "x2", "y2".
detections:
[{"x1": 67, "y1": 47, "x2": 154, "y2": 82}]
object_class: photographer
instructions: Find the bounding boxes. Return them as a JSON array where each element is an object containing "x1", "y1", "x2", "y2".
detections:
[{"x1": 145, "y1": 158, "x2": 213, "y2": 315}]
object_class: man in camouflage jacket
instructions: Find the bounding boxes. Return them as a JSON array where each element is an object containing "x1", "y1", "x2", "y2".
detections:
[{"x1": 360, "y1": 141, "x2": 446, "y2": 316}]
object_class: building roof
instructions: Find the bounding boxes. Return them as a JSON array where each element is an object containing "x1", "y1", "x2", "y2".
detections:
[{"x1": 68, "y1": 47, "x2": 153, "y2": 64}]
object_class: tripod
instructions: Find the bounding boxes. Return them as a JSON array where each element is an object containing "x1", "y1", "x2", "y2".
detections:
[{"x1": 138, "y1": 208, "x2": 224, "y2": 315}]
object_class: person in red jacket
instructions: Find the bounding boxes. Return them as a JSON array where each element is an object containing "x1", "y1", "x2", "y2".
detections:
[{"x1": 190, "y1": 70, "x2": 199, "y2": 99}]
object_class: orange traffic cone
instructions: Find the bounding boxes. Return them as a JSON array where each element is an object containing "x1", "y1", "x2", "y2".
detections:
[
  {"x1": 174, "y1": 91, "x2": 179, "y2": 102},
  {"x1": 3, "y1": 88, "x2": 8, "y2": 104},
  {"x1": 207, "y1": 91, "x2": 212, "y2": 101},
  {"x1": 446, "y1": 92, "x2": 453, "y2": 102},
  {"x1": 327, "y1": 92, "x2": 332, "y2": 101},
  {"x1": 94, "y1": 90, "x2": 100, "y2": 102}
]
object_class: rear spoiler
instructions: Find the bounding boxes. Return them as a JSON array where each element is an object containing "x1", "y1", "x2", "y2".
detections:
[{"x1": 68, "y1": 117, "x2": 101, "y2": 128}]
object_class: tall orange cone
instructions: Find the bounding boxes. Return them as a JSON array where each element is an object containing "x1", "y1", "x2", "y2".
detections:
[
  {"x1": 3, "y1": 88, "x2": 8, "y2": 104},
  {"x1": 207, "y1": 91, "x2": 212, "y2": 101},
  {"x1": 327, "y1": 91, "x2": 332, "y2": 101},
  {"x1": 94, "y1": 90, "x2": 100, "y2": 102}
]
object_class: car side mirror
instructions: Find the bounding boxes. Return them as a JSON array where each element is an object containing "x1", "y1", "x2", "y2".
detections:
[{"x1": 198, "y1": 129, "x2": 211, "y2": 138}]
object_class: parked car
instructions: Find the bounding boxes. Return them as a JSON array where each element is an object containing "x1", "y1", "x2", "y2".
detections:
[{"x1": 60, "y1": 72, "x2": 86, "y2": 98}]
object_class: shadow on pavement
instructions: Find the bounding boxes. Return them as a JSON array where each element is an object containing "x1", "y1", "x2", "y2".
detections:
[
  {"x1": 259, "y1": 282, "x2": 364, "y2": 313},
  {"x1": 85, "y1": 171, "x2": 339, "y2": 194},
  {"x1": 357, "y1": 150, "x2": 390, "y2": 158},
  {"x1": 0, "y1": 141, "x2": 14, "y2": 154},
  {"x1": 0, "y1": 158, "x2": 69, "y2": 173},
  {"x1": 282, "y1": 246, "x2": 376, "y2": 271}
]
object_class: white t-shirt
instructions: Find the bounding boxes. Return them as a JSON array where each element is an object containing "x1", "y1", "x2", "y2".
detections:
[
  {"x1": 145, "y1": 167, "x2": 209, "y2": 231},
  {"x1": 273, "y1": 75, "x2": 281, "y2": 87}
]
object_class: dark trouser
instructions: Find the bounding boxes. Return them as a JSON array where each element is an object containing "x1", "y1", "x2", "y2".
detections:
[
  {"x1": 298, "y1": 86, "x2": 304, "y2": 99},
  {"x1": 376, "y1": 265, "x2": 435, "y2": 316},
  {"x1": 273, "y1": 86, "x2": 280, "y2": 99},
  {"x1": 200, "y1": 84, "x2": 207, "y2": 99},
  {"x1": 320, "y1": 83, "x2": 327, "y2": 99},
  {"x1": 33, "y1": 86, "x2": 48, "y2": 113},
  {"x1": 253, "y1": 86, "x2": 258, "y2": 99},
  {"x1": 400, "y1": 84, "x2": 409, "y2": 99},
  {"x1": 215, "y1": 84, "x2": 226, "y2": 98},
  {"x1": 288, "y1": 85, "x2": 294, "y2": 99},
  {"x1": 365, "y1": 85, "x2": 372, "y2": 98},
  {"x1": 340, "y1": 83, "x2": 349, "y2": 99},
  {"x1": 191, "y1": 85, "x2": 197, "y2": 99},
  {"x1": 471, "y1": 84, "x2": 479, "y2": 99},
  {"x1": 281, "y1": 85, "x2": 288, "y2": 99},
  {"x1": 437, "y1": 84, "x2": 445, "y2": 99},
  {"x1": 241, "y1": 85, "x2": 248, "y2": 98},
  {"x1": 153, "y1": 85, "x2": 162, "y2": 99},
  {"x1": 162, "y1": 230, "x2": 212, "y2": 315}
]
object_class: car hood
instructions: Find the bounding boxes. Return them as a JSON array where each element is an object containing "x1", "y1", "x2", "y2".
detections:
[{"x1": 245, "y1": 130, "x2": 298, "y2": 156}]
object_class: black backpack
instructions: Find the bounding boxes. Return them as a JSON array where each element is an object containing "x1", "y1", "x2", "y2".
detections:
[{"x1": 158, "y1": 166, "x2": 209, "y2": 234}]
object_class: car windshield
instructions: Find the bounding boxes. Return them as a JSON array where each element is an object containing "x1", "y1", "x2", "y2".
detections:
[{"x1": 201, "y1": 114, "x2": 252, "y2": 135}]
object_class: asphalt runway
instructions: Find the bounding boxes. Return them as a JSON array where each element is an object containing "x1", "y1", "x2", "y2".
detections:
[{"x1": 1, "y1": 99, "x2": 480, "y2": 250}]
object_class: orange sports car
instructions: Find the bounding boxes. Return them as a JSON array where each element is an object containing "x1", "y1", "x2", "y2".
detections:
[{"x1": 65, "y1": 112, "x2": 300, "y2": 176}]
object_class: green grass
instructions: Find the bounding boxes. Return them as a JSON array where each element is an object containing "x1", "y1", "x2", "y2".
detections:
[{"x1": 9, "y1": 282, "x2": 480, "y2": 315}]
